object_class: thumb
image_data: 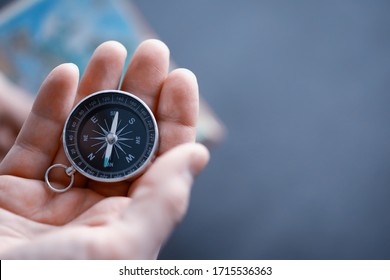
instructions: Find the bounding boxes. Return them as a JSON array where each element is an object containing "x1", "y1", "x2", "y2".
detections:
[{"x1": 122, "y1": 143, "x2": 209, "y2": 257}]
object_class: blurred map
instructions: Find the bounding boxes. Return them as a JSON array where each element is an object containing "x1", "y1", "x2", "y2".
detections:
[{"x1": 0, "y1": 0, "x2": 139, "y2": 93}]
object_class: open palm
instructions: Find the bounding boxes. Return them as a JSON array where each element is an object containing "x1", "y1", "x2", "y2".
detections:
[{"x1": 0, "y1": 40, "x2": 209, "y2": 259}]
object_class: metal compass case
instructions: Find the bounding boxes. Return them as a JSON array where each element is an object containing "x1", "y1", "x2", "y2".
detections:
[{"x1": 45, "y1": 90, "x2": 159, "y2": 193}]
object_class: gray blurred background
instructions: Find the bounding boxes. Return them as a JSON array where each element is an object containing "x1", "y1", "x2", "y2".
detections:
[{"x1": 133, "y1": 0, "x2": 390, "y2": 259}]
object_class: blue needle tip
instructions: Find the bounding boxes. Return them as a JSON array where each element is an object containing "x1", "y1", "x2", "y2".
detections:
[{"x1": 104, "y1": 158, "x2": 109, "y2": 168}]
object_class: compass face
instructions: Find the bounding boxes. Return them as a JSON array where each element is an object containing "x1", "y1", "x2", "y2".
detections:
[{"x1": 63, "y1": 90, "x2": 158, "y2": 182}]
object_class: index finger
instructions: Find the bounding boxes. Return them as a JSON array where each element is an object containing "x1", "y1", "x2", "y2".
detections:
[{"x1": 0, "y1": 64, "x2": 79, "y2": 179}]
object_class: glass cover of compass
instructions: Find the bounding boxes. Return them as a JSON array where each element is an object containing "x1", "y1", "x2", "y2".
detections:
[{"x1": 63, "y1": 90, "x2": 158, "y2": 182}]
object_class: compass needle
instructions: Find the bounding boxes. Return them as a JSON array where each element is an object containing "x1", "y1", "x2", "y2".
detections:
[
  {"x1": 103, "y1": 157, "x2": 110, "y2": 168},
  {"x1": 102, "y1": 111, "x2": 119, "y2": 167},
  {"x1": 110, "y1": 111, "x2": 119, "y2": 134},
  {"x1": 104, "y1": 143, "x2": 113, "y2": 167}
]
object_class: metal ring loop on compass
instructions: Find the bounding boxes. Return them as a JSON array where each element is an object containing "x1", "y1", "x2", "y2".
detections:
[{"x1": 45, "y1": 164, "x2": 75, "y2": 193}]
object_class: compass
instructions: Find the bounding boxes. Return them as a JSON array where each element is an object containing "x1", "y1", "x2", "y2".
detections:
[{"x1": 45, "y1": 90, "x2": 158, "y2": 192}]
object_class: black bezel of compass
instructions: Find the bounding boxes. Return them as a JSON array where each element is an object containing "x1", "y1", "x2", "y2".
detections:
[{"x1": 63, "y1": 90, "x2": 158, "y2": 182}]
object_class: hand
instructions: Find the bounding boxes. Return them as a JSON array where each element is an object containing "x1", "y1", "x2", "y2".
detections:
[{"x1": 0, "y1": 40, "x2": 209, "y2": 259}]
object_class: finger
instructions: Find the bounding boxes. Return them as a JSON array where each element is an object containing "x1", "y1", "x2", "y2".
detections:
[
  {"x1": 122, "y1": 143, "x2": 209, "y2": 258},
  {"x1": 0, "y1": 123, "x2": 16, "y2": 162},
  {"x1": 157, "y1": 68, "x2": 199, "y2": 154},
  {"x1": 0, "y1": 64, "x2": 79, "y2": 179},
  {"x1": 77, "y1": 41, "x2": 127, "y2": 102},
  {"x1": 121, "y1": 39, "x2": 170, "y2": 112}
]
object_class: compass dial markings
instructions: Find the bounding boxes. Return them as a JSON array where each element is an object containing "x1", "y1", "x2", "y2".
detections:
[
  {"x1": 117, "y1": 141, "x2": 132, "y2": 149},
  {"x1": 103, "y1": 119, "x2": 110, "y2": 133},
  {"x1": 116, "y1": 124, "x2": 129, "y2": 136},
  {"x1": 113, "y1": 145, "x2": 120, "y2": 160},
  {"x1": 91, "y1": 140, "x2": 106, "y2": 148},
  {"x1": 114, "y1": 142, "x2": 127, "y2": 155},
  {"x1": 118, "y1": 130, "x2": 132, "y2": 137},
  {"x1": 97, "y1": 124, "x2": 108, "y2": 135},
  {"x1": 90, "y1": 136, "x2": 106, "y2": 141},
  {"x1": 64, "y1": 90, "x2": 158, "y2": 182}
]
